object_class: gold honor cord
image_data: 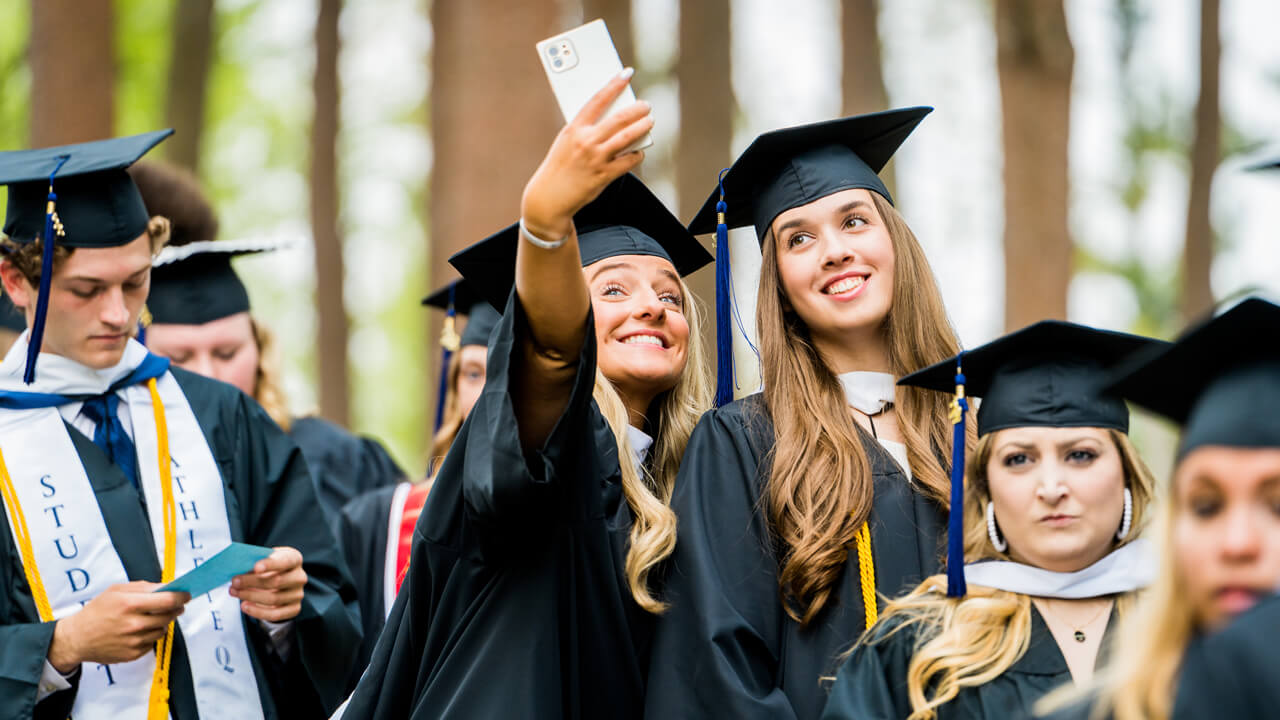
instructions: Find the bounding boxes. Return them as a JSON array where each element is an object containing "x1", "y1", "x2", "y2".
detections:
[
  {"x1": 854, "y1": 521, "x2": 877, "y2": 629},
  {"x1": 146, "y1": 378, "x2": 177, "y2": 720},
  {"x1": 0, "y1": 449, "x2": 56, "y2": 621},
  {"x1": 0, "y1": 381, "x2": 177, "y2": 719}
]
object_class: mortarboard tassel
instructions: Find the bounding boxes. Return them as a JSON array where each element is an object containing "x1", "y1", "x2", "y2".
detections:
[
  {"x1": 433, "y1": 283, "x2": 460, "y2": 432},
  {"x1": 136, "y1": 306, "x2": 152, "y2": 347},
  {"x1": 713, "y1": 168, "x2": 734, "y2": 408},
  {"x1": 946, "y1": 352, "x2": 969, "y2": 597},
  {"x1": 25, "y1": 156, "x2": 70, "y2": 384}
]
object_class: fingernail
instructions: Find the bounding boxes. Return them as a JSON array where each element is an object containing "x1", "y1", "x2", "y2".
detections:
[
  {"x1": 637, "y1": 100, "x2": 651, "y2": 111},
  {"x1": 619, "y1": 67, "x2": 634, "y2": 80}
]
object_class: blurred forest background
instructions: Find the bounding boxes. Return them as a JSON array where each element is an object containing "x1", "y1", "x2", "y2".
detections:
[{"x1": 1, "y1": 0, "x2": 1277, "y2": 479}]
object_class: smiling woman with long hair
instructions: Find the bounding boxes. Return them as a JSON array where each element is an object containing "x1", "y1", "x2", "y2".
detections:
[
  {"x1": 340, "y1": 70, "x2": 713, "y2": 719},
  {"x1": 644, "y1": 108, "x2": 963, "y2": 720},
  {"x1": 822, "y1": 321, "x2": 1163, "y2": 720}
]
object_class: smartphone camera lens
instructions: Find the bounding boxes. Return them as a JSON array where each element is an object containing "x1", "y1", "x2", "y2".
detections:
[
  {"x1": 553, "y1": 58, "x2": 563, "y2": 68},
  {"x1": 549, "y1": 46, "x2": 559, "y2": 57}
]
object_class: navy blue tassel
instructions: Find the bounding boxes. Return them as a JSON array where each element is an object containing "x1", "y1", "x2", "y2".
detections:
[
  {"x1": 433, "y1": 284, "x2": 458, "y2": 432},
  {"x1": 946, "y1": 352, "x2": 969, "y2": 597},
  {"x1": 713, "y1": 169, "x2": 734, "y2": 408},
  {"x1": 25, "y1": 157, "x2": 69, "y2": 385}
]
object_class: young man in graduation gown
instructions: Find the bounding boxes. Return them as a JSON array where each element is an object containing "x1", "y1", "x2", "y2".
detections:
[
  {"x1": 0, "y1": 131, "x2": 360, "y2": 720},
  {"x1": 131, "y1": 160, "x2": 406, "y2": 520}
]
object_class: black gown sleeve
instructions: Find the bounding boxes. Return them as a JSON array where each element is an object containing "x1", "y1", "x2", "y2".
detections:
[
  {"x1": 643, "y1": 403, "x2": 798, "y2": 719},
  {"x1": 212, "y1": 380, "x2": 364, "y2": 716},
  {"x1": 821, "y1": 618, "x2": 917, "y2": 720},
  {"x1": 459, "y1": 289, "x2": 598, "y2": 551},
  {"x1": 1173, "y1": 595, "x2": 1280, "y2": 720}
]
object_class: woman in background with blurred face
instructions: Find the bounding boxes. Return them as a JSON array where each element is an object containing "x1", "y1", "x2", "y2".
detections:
[
  {"x1": 132, "y1": 161, "x2": 405, "y2": 521},
  {"x1": 332, "y1": 281, "x2": 500, "y2": 691}
]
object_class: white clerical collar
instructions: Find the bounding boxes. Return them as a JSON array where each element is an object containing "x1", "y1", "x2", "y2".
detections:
[
  {"x1": 626, "y1": 425, "x2": 653, "y2": 471},
  {"x1": 963, "y1": 539, "x2": 1155, "y2": 599},
  {"x1": 837, "y1": 371, "x2": 896, "y2": 415},
  {"x1": 0, "y1": 330, "x2": 147, "y2": 395}
]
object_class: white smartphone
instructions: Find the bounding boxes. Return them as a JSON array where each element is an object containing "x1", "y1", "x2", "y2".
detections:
[{"x1": 536, "y1": 19, "x2": 653, "y2": 153}]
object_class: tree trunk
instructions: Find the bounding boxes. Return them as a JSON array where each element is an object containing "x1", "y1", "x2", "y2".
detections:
[
  {"x1": 994, "y1": 0, "x2": 1074, "y2": 330},
  {"x1": 582, "y1": 0, "x2": 634, "y2": 73},
  {"x1": 1181, "y1": 0, "x2": 1219, "y2": 325},
  {"x1": 428, "y1": 0, "x2": 561, "y2": 413},
  {"x1": 311, "y1": 0, "x2": 349, "y2": 426},
  {"x1": 841, "y1": 0, "x2": 894, "y2": 199},
  {"x1": 676, "y1": 0, "x2": 732, "y2": 384},
  {"x1": 165, "y1": 0, "x2": 216, "y2": 172},
  {"x1": 29, "y1": 0, "x2": 114, "y2": 146}
]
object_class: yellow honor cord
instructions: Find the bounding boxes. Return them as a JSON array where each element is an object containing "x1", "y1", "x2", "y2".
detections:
[
  {"x1": 854, "y1": 521, "x2": 877, "y2": 628},
  {"x1": 0, "y1": 381, "x2": 177, "y2": 716},
  {"x1": 0, "y1": 451, "x2": 55, "y2": 621},
  {"x1": 147, "y1": 378, "x2": 177, "y2": 720}
]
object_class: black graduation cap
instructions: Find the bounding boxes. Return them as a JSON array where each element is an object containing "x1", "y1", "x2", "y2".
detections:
[
  {"x1": 1105, "y1": 297, "x2": 1280, "y2": 459},
  {"x1": 898, "y1": 320, "x2": 1167, "y2": 598},
  {"x1": 422, "y1": 279, "x2": 504, "y2": 432},
  {"x1": 421, "y1": 280, "x2": 502, "y2": 349},
  {"x1": 686, "y1": 107, "x2": 931, "y2": 241},
  {"x1": 448, "y1": 173, "x2": 712, "y2": 311},
  {"x1": 900, "y1": 320, "x2": 1167, "y2": 437},
  {"x1": 147, "y1": 239, "x2": 283, "y2": 326},
  {"x1": 0, "y1": 130, "x2": 173, "y2": 382},
  {"x1": 682, "y1": 108, "x2": 930, "y2": 407}
]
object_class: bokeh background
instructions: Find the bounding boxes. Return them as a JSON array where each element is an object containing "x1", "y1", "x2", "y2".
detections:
[{"x1": 1, "y1": 0, "x2": 1277, "y2": 480}]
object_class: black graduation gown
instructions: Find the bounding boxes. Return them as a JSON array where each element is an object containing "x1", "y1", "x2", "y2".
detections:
[
  {"x1": 1172, "y1": 594, "x2": 1280, "y2": 720},
  {"x1": 333, "y1": 481, "x2": 400, "y2": 690},
  {"x1": 0, "y1": 368, "x2": 362, "y2": 720},
  {"x1": 822, "y1": 604, "x2": 1118, "y2": 720},
  {"x1": 644, "y1": 395, "x2": 947, "y2": 720},
  {"x1": 289, "y1": 415, "x2": 405, "y2": 520},
  {"x1": 343, "y1": 295, "x2": 652, "y2": 720}
]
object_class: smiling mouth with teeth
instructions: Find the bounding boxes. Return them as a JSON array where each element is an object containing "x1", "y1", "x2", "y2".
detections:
[
  {"x1": 823, "y1": 276, "x2": 866, "y2": 295},
  {"x1": 621, "y1": 335, "x2": 666, "y2": 348}
]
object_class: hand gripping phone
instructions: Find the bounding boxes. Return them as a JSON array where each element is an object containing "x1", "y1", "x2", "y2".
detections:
[{"x1": 536, "y1": 19, "x2": 653, "y2": 153}]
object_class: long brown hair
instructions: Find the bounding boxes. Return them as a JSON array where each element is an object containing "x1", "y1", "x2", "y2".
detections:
[
  {"x1": 866, "y1": 428, "x2": 1157, "y2": 720},
  {"x1": 757, "y1": 192, "x2": 961, "y2": 626}
]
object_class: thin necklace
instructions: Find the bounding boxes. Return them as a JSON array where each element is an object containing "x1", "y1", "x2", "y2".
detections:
[
  {"x1": 1038, "y1": 598, "x2": 1112, "y2": 643},
  {"x1": 856, "y1": 404, "x2": 892, "y2": 439}
]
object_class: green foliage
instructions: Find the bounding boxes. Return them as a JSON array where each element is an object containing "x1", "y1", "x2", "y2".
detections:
[
  {"x1": 115, "y1": 0, "x2": 174, "y2": 135},
  {"x1": 0, "y1": 1, "x2": 29, "y2": 220}
]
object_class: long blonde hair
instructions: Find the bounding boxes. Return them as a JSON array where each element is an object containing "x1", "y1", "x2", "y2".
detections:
[
  {"x1": 1040, "y1": 479, "x2": 1188, "y2": 720},
  {"x1": 596, "y1": 277, "x2": 711, "y2": 613},
  {"x1": 250, "y1": 316, "x2": 293, "y2": 431},
  {"x1": 868, "y1": 429, "x2": 1157, "y2": 720},
  {"x1": 757, "y1": 192, "x2": 961, "y2": 626}
]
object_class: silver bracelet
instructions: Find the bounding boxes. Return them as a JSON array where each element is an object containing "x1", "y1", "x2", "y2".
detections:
[{"x1": 519, "y1": 218, "x2": 568, "y2": 250}]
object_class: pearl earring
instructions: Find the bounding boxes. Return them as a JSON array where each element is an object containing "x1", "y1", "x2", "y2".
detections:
[
  {"x1": 986, "y1": 501, "x2": 1008, "y2": 553},
  {"x1": 1116, "y1": 487, "x2": 1133, "y2": 540}
]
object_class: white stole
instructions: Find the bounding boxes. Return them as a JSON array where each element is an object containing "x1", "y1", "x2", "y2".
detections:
[
  {"x1": 0, "y1": 337, "x2": 264, "y2": 719},
  {"x1": 963, "y1": 539, "x2": 1155, "y2": 599}
]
